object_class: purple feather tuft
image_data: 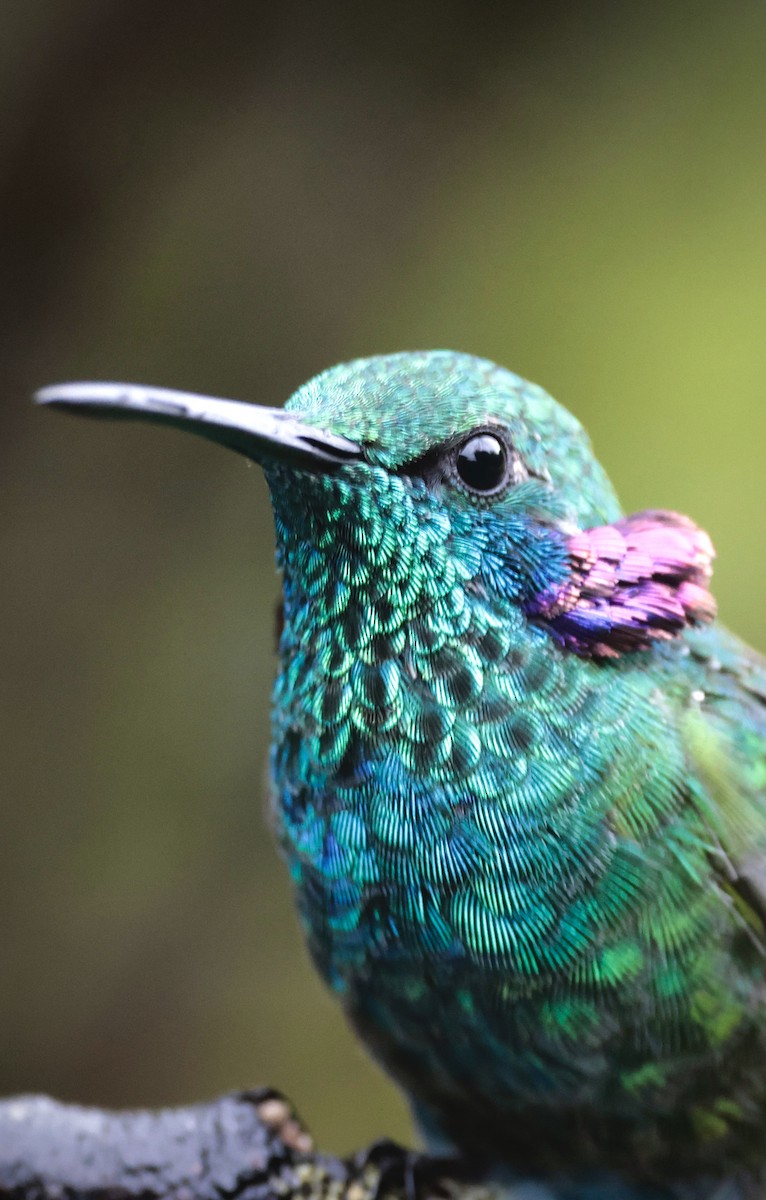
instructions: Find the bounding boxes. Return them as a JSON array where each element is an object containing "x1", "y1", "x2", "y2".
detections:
[{"x1": 531, "y1": 509, "x2": 716, "y2": 658}]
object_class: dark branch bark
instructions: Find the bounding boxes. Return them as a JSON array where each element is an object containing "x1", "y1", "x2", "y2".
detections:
[
  {"x1": 0, "y1": 1089, "x2": 345, "y2": 1200},
  {"x1": 0, "y1": 1089, "x2": 490, "y2": 1200}
]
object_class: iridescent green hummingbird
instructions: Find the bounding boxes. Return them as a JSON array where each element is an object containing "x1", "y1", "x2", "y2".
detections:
[{"x1": 37, "y1": 352, "x2": 766, "y2": 1199}]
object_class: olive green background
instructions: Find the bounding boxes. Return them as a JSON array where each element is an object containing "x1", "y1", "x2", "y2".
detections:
[{"x1": 2, "y1": 0, "x2": 766, "y2": 1155}]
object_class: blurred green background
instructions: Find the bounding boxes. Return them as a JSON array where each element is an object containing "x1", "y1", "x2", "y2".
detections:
[{"x1": 2, "y1": 0, "x2": 766, "y2": 1156}]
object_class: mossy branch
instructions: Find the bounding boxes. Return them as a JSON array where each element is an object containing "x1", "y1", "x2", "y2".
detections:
[{"x1": 0, "y1": 1089, "x2": 493, "y2": 1200}]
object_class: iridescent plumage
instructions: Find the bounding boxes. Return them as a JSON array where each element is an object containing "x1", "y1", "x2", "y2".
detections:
[{"x1": 38, "y1": 352, "x2": 766, "y2": 1199}]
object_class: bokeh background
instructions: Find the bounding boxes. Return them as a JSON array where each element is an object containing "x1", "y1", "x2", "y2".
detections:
[{"x1": 2, "y1": 0, "x2": 766, "y2": 1156}]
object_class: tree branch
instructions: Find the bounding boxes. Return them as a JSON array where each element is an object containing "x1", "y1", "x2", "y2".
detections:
[{"x1": 0, "y1": 1089, "x2": 493, "y2": 1200}]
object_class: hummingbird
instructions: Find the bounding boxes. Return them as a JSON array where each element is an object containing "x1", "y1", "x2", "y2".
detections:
[{"x1": 37, "y1": 352, "x2": 766, "y2": 1199}]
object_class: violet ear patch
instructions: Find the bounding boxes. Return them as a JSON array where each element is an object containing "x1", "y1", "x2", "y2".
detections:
[{"x1": 531, "y1": 509, "x2": 716, "y2": 658}]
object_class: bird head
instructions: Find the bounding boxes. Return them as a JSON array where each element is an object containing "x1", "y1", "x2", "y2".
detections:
[{"x1": 36, "y1": 351, "x2": 714, "y2": 659}]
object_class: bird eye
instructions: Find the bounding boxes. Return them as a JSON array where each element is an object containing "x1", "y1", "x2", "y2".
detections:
[{"x1": 454, "y1": 432, "x2": 508, "y2": 494}]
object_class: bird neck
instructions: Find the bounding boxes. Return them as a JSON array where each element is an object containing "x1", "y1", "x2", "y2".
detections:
[{"x1": 268, "y1": 476, "x2": 543, "y2": 790}]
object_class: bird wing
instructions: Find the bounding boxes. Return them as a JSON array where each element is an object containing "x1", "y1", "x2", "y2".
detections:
[{"x1": 681, "y1": 624, "x2": 766, "y2": 937}]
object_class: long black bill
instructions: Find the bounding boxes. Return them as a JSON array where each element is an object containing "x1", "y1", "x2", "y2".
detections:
[{"x1": 34, "y1": 382, "x2": 363, "y2": 469}]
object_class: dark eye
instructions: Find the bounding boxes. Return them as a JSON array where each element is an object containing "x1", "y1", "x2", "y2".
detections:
[{"x1": 454, "y1": 433, "x2": 508, "y2": 493}]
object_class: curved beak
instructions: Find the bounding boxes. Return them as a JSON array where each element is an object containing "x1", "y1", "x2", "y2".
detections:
[{"x1": 34, "y1": 381, "x2": 363, "y2": 469}]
